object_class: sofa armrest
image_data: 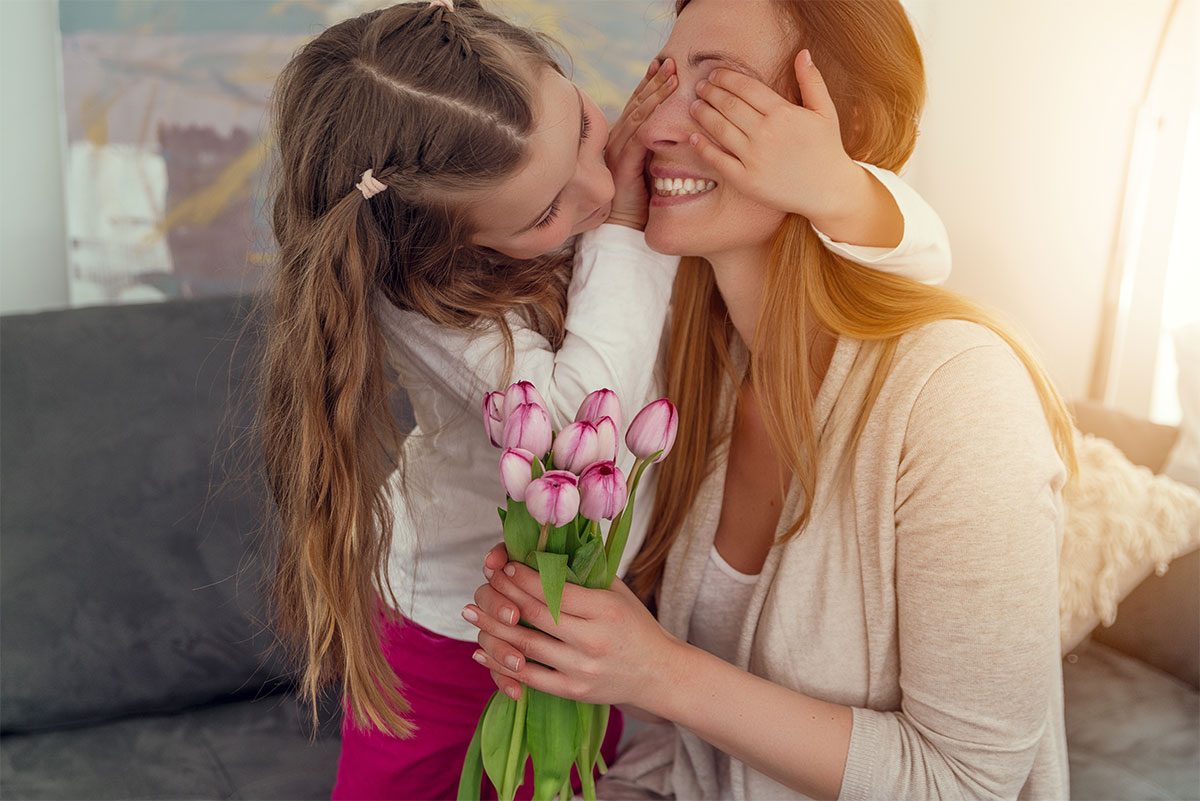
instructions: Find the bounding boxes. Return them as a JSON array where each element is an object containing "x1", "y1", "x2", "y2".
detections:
[{"x1": 1069, "y1": 400, "x2": 1198, "y2": 690}]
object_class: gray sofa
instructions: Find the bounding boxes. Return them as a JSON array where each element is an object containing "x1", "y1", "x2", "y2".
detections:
[{"x1": 2, "y1": 296, "x2": 1197, "y2": 800}]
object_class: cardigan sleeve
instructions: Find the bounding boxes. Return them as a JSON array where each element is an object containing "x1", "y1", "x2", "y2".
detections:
[{"x1": 837, "y1": 342, "x2": 1068, "y2": 801}]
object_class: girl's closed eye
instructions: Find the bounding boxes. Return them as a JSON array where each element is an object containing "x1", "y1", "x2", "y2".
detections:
[{"x1": 534, "y1": 105, "x2": 595, "y2": 230}]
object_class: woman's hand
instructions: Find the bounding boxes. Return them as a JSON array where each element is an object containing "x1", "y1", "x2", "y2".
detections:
[
  {"x1": 605, "y1": 58, "x2": 678, "y2": 231},
  {"x1": 464, "y1": 543, "x2": 684, "y2": 709},
  {"x1": 687, "y1": 49, "x2": 864, "y2": 229}
]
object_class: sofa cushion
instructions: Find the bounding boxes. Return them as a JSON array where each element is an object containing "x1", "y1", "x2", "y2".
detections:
[
  {"x1": 0, "y1": 296, "x2": 291, "y2": 731},
  {"x1": 0, "y1": 688, "x2": 343, "y2": 800},
  {"x1": 1064, "y1": 639, "x2": 1200, "y2": 801}
]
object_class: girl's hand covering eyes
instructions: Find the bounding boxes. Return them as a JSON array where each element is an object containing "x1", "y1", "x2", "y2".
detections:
[
  {"x1": 688, "y1": 49, "x2": 860, "y2": 224},
  {"x1": 605, "y1": 58, "x2": 678, "y2": 231}
]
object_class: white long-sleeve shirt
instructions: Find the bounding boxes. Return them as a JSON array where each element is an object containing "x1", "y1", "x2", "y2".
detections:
[{"x1": 375, "y1": 162, "x2": 951, "y2": 641}]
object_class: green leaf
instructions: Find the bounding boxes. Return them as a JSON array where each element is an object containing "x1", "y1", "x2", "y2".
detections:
[
  {"x1": 546, "y1": 517, "x2": 573, "y2": 555},
  {"x1": 569, "y1": 540, "x2": 604, "y2": 590},
  {"x1": 576, "y1": 701, "x2": 597, "y2": 801},
  {"x1": 590, "y1": 703, "x2": 611, "y2": 774},
  {"x1": 457, "y1": 703, "x2": 487, "y2": 800},
  {"x1": 503, "y1": 498, "x2": 540, "y2": 564},
  {"x1": 534, "y1": 551, "x2": 569, "y2": 625},
  {"x1": 532, "y1": 455, "x2": 546, "y2": 479},
  {"x1": 480, "y1": 691, "x2": 516, "y2": 797},
  {"x1": 603, "y1": 458, "x2": 655, "y2": 587},
  {"x1": 498, "y1": 506, "x2": 507, "y2": 524},
  {"x1": 528, "y1": 688, "x2": 581, "y2": 801}
]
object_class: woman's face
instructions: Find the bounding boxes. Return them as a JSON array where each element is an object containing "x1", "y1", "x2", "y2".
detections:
[
  {"x1": 467, "y1": 66, "x2": 615, "y2": 260},
  {"x1": 638, "y1": 0, "x2": 791, "y2": 261}
]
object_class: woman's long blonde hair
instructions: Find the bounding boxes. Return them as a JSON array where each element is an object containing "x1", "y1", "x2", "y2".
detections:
[
  {"x1": 627, "y1": 0, "x2": 1077, "y2": 604},
  {"x1": 254, "y1": 1, "x2": 573, "y2": 740}
]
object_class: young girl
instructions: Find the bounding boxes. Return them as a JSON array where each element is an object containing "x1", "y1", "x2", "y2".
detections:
[
  {"x1": 468, "y1": 0, "x2": 1076, "y2": 799},
  {"x1": 255, "y1": 1, "x2": 951, "y2": 798}
]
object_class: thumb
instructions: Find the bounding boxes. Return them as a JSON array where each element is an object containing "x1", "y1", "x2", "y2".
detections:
[{"x1": 794, "y1": 49, "x2": 836, "y2": 118}]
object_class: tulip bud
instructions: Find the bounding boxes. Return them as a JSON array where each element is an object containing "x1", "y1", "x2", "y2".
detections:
[
  {"x1": 626, "y1": 398, "x2": 679, "y2": 463},
  {"x1": 552, "y1": 421, "x2": 601, "y2": 474},
  {"x1": 575, "y1": 388, "x2": 622, "y2": 432},
  {"x1": 524, "y1": 470, "x2": 580, "y2": 527},
  {"x1": 498, "y1": 448, "x2": 536, "y2": 501},
  {"x1": 593, "y1": 416, "x2": 619, "y2": 463},
  {"x1": 502, "y1": 402, "x2": 552, "y2": 459},
  {"x1": 578, "y1": 461, "x2": 628, "y2": 521},
  {"x1": 481, "y1": 391, "x2": 506, "y2": 448},
  {"x1": 502, "y1": 380, "x2": 547, "y2": 419}
]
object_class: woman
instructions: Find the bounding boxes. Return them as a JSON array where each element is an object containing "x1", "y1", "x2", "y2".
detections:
[
  {"x1": 466, "y1": 0, "x2": 1077, "y2": 798},
  {"x1": 256, "y1": 0, "x2": 952, "y2": 798}
]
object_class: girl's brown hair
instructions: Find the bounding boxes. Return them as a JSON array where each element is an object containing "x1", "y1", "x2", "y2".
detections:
[
  {"x1": 627, "y1": 0, "x2": 1077, "y2": 604},
  {"x1": 254, "y1": 0, "x2": 573, "y2": 739}
]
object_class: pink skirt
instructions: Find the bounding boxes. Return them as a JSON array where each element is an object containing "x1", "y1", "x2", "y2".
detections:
[{"x1": 331, "y1": 599, "x2": 624, "y2": 800}]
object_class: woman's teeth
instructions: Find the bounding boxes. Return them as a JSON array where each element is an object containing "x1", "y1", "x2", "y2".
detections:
[{"x1": 653, "y1": 177, "x2": 716, "y2": 197}]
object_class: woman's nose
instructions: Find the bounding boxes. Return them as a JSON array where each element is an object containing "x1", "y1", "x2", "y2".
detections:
[{"x1": 636, "y1": 88, "x2": 697, "y2": 151}]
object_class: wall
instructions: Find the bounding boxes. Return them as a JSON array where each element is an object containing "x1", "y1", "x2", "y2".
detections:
[
  {"x1": 905, "y1": 0, "x2": 1180, "y2": 405},
  {"x1": 0, "y1": 0, "x2": 69, "y2": 314}
]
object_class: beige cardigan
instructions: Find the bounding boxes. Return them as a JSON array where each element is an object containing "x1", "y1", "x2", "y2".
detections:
[{"x1": 596, "y1": 320, "x2": 1070, "y2": 801}]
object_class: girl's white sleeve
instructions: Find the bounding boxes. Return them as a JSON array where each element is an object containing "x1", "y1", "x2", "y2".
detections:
[
  {"x1": 812, "y1": 161, "x2": 951, "y2": 285},
  {"x1": 390, "y1": 224, "x2": 679, "y2": 431}
]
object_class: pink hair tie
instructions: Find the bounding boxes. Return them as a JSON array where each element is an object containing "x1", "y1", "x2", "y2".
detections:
[
  {"x1": 355, "y1": 169, "x2": 386, "y2": 200},
  {"x1": 429, "y1": 0, "x2": 454, "y2": 10}
]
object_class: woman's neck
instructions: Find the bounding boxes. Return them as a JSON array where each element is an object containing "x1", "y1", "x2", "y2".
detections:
[{"x1": 706, "y1": 245, "x2": 769, "y2": 352}]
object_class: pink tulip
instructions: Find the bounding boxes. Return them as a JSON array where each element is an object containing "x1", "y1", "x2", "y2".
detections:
[
  {"x1": 502, "y1": 380, "x2": 547, "y2": 419},
  {"x1": 575, "y1": 388, "x2": 622, "y2": 432},
  {"x1": 578, "y1": 461, "x2": 628, "y2": 521},
  {"x1": 481, "y1": 391, "x2": 506, "y2": 448},
  {"x1": 524, "y1": 470, "x2": 580, "y2": 527},
  {"x1": 552, "y1": 421, "x2": 601, "y2": 474},
  {"x1": 502, "y1": 402, "x2": 552, "y2": 459},
  {"x1": 593, "y1": 416, "x2": 619, "y2": 463},
  {"x1": 498, "y1": 448, "x2": 535, "y2": 501},
  {"x1": 626, "y1": 398, "x2": 679, "y2": 463}
]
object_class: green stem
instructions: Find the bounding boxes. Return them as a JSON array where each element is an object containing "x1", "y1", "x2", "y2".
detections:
[
  {"x1": 536, "y1": 522, "x2": 550, "y2": 552},
  {"x1": 500, "y1": 687, "x2": 529, "y2": 801}
]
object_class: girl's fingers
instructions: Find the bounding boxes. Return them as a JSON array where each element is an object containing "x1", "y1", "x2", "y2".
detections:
[
  {"x1": 792, "y1": 49, "x2": 836, "y2": 118},
  {"x1": 609, "y1": 72, "x2": 677, "y2": 162},
  {"x1": 689, "y1": 132, "x2": 742, "y2": 183},
  {"x1": 705, "y1": 68, "x2": 786, "y2": 115},
  {"x1": 695, "y1": 78, "x2": 762, "y2": 134},
  {"x1": 689, "y1": 99, "x2": 749, "y2": 158}
]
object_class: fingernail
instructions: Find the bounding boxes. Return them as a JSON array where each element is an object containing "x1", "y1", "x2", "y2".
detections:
[
  {"x1": 462, "y1": 607, "x2": 479, "y2": 623},
  {"x1": 506, "y1": 655, "x2": 522, "y2": 671},
  {"x1": 802, "y1": 49, "x2": 813, "y2": 66},
  {"x1": 697, "y1": 79, "x2": 708, "y2": 91},
  {"x1": 506, "y1": 685, "x2": 521, "y2": 700},
  {"x1": 503, "y1": 564, "x2": 516, "y2": 577},
  {"x1": 502, "y1": 607, "x2": 517, "y2": 625},
  {"x1": 472, "y1": 650, "x2": 487, "y2": 665},
  {"x1": 484, "y1": 566, "x2": 494, "y2": 579},
  {"x1": 689, "y1": 133, "x2": 701, "y2": 147}
]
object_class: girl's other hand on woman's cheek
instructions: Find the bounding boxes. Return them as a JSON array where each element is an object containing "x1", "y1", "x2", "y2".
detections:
[
  {"x1": 606, "y1": 58, "x2": 678, "y2": 230},
  {"x1": 688, "y1": 50, "x2": 861, "y2": 227}
]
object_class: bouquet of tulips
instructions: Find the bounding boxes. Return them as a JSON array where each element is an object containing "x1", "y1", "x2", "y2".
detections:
[{"x1": 457, "y1": 381, "x2": 678, "y2": 801}]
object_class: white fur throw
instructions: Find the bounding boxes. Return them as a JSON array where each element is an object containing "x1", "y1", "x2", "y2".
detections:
[{"x1": 1059, "y1": 431, "x2": 1200, "y2": 654}]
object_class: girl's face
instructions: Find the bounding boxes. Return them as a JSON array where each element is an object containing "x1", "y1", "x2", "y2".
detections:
[
  {"x1": 638, "y1": 0, "x2": 791, "y2": 261},
  {"x1": 467, "y1": 67, "x2": 615, "y2": 260}
]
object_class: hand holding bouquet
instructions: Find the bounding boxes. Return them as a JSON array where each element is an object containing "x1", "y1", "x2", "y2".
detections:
[{"x1": 459, "y1": 383, "x2": 678, "y2": 801}]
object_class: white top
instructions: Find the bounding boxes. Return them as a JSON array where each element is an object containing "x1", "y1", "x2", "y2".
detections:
[
  {"x1": 376, "y1": 162, "x2": 952, "y2": 641},
  {"x1": 688, "y1": 545, "x2": 761, "y2": 801}
]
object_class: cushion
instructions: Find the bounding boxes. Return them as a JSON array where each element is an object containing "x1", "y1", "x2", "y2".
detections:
[
  {"x1": 1059, "y1": 432, "x2": 1200, "y2": 654},
  {"x1": 1063, "y1": 639, "x2": 1200, "y2": 801},
  {"x1": 0, "y1": 690, "x2": 343, "y2": 800},
  {"x1": 0, "y1": 297, "x2": 290, "y2": 731}
]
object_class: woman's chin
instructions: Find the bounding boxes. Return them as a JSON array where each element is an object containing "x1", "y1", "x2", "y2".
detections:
[{"x1": 644, "y1": 217, "x2": 697, "y2": 257}]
